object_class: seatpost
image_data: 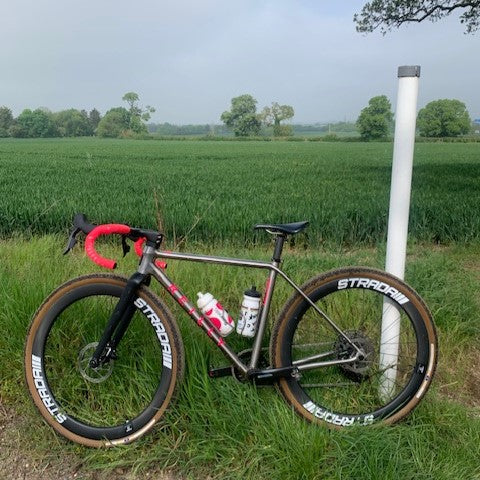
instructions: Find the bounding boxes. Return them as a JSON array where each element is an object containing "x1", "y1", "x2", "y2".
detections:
[{"x1": 272, "y1": 234, "x2": 286, "y2": 263}]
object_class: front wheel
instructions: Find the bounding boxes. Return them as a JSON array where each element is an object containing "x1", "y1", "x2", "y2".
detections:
[
  {"x1": 270, "y1": 267, "x2": 437, "y2": 427},
  {"x1": 25, "y1": 274, "x2": 184, "y2": 447}
]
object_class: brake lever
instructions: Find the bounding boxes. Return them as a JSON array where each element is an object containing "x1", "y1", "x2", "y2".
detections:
[
  {"x1": 121, "y1": 235, "x2": 131, "y2": 257},
  {"x1": 63, "y1": 227, "x2": 82, "y2": 255}
]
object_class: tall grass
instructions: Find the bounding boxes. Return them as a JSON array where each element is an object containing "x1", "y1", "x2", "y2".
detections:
[
  {"x1": 0, "y1": 138, "x2": 479, "y2": 244},
  {"x1": 1, "y1": 237, "x2": 479, "y2": 479}
]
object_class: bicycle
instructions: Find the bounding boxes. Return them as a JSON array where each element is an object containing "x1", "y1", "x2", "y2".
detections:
[{"x1": 25, "y1": 214, "x2": 437, "y2": 447}]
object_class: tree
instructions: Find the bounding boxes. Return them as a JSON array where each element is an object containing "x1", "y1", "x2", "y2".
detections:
[
  {"x1": 54, "y1": 109, "x2": 93, "y2": 137},
  {"x1": 417, "y1": 99, "x2": 471, "y2": 136},
  {"x1": 122, "y1": 92, "x2": 155, "y2": 134},
  {"x1": 356, "y1": 95, "x2": 393, "y2": 140},
  {"x1": 354, "y1": 1, "x2": 480, "y2": 34},
  {"x1": 221, "y1": 94, "x2": 262, "y2": 137},
  {"x1": 13, "y1": 109, "x2": 58, "y2": 138},
  {"x1": 0, "y1": 106, "x2": 14, "y2": 137},
  {"x1": 88, "y1": 109, "x2": 101, "y2": 132},
  {"x1": 96, "y1": 93, "x2": 154, "y2": 138},
  {"x1": 96, "y1": 107, "x2": 130, "y2": 138},
  {"x1": 261, "y1": 102, "x2": 295, "y2": 136}
]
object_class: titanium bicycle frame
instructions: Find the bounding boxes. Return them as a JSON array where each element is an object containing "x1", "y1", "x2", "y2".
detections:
[{"x1": 131, "y1": 237, "x2": 364, "y2": 380}]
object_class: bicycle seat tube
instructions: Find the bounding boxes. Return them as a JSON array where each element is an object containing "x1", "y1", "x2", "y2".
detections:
[{"x1": 249, "y1": 234, "x2": 286, "y2": 369}]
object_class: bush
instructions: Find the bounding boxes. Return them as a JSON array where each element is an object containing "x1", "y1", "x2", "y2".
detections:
[{"x1": 322, "y1": 133, "x2": 340, "y2": 142}]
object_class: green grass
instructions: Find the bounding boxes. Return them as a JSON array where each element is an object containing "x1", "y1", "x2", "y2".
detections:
[
  {"x1": 1, "y1": 236, "x2": 479, "y2": 479},
  {"x1": 0, "y1": 138, "x2": 479, "y2": 244},
  {"x1": 1, "y1": 138, "x2": 480, "y2": 478}
]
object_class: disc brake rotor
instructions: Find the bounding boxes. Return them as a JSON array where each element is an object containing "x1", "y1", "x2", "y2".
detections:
[
  {"x1": 78, "y1": 342, "x2": 114, "y2": 383},
  {"x1": 335, "y1": 330, "x2": 375, "y2": 382}
]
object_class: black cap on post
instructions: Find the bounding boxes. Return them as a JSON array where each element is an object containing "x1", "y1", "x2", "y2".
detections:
[{"x1": 398, "y1": 66, "x2": 421, "y2": 78}]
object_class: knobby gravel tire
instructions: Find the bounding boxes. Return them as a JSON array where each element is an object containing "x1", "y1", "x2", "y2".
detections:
[
  {"x1": 270, "y1": 267, "x2": 437, "y2": 427},
  {"x1": 25, "y1": 274, "x2": 184, "y2": 447}
]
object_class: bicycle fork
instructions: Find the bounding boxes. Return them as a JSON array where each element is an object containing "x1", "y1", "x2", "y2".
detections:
[{"x1": 88, "y1": 272, "x2": 148, "y2": 368}]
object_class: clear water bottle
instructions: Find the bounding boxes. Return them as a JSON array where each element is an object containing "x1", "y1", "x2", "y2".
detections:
[
  {"x1": 236, "y1": 286, "x2": 262, "y2": 338},
  {"x1": 196, "y1": 292, "x2": 234, "y2": 337}
]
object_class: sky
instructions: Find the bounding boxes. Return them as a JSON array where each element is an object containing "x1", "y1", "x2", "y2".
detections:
[{"x1": 1, "y1": 0, "x2": 479, "y2": 124}]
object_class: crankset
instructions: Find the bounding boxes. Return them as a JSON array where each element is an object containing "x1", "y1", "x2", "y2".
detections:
[
  {"x1": 208, "y1": 347, "x2": 269, "y2": 383},
  {"x1": 208, "y1": 348, "x2": 301, "y2": 386}
]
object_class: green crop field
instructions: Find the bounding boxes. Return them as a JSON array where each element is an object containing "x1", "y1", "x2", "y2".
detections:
[
  {"x1": 1, "y1": 138, "x2": 479, "y2": 479},
  {"x1": 0, "y1": 138, "x2": 479, "y2": 244}
]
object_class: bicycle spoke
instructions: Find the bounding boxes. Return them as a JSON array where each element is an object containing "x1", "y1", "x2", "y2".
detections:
[{"x1": 285, "y1": 280, "x2": 424, "y2": 416}]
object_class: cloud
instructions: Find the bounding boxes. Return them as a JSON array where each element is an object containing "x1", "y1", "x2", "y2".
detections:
[{"x1": 1, "y1": 0, "x2": 479, "y2": 122}]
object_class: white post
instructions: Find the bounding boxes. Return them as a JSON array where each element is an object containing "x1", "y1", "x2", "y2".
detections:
[{"x1": 379, "y1": 66, "x2": 420, "y2": 399}]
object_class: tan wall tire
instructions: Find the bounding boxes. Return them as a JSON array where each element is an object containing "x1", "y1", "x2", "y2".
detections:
[
  {"x1": 270, "y1": 267, "x2": 437, "y2": 428},
  {"x1": 25, "y1": 274, "x2": 184, "y2": 447}
]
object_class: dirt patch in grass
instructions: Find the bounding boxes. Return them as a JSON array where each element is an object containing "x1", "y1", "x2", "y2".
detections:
[
  {"x1": 0, "y1": 399, "x2": 178, "y2": 480},
  {"x1": 0, "y1": 400, "x2": 79, "y2": 480}
]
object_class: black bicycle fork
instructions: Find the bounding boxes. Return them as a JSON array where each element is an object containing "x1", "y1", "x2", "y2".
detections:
[{"x1": 89, "y1": 272, "x2": 148, "y2": 368}]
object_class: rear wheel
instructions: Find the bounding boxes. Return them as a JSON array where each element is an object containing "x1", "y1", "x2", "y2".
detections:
[
  {"x1": 270, "y1": 267, "x2": 437, "y2": 427},
  {"x1": 25, "y1": 274, "x2": 184, "y2": 446}
]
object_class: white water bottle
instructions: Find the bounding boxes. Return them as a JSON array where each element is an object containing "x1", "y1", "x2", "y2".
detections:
[
  {"x1": 236, "y1": 286, "x2": 262, "y2": 338},
  {"x1": 196, "y1": 292, "x2": 234, "y2": 337}
]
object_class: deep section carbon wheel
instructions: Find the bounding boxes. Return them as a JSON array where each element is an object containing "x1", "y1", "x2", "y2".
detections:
[
  {"x1": 270, "y1": 267, "x2": 437, "y2": 427},
  {"x1": 25, "y1": 274, "x2": 184, "y2": 447}
]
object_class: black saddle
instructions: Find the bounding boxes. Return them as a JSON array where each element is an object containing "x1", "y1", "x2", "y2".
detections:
[{"x1": 254, "y1": 221, "x2": 309, "y2": 235}]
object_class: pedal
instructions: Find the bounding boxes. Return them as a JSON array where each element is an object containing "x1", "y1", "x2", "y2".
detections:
[{"x1": 208, "y1": 365, "x2": 232, "y2": 379}]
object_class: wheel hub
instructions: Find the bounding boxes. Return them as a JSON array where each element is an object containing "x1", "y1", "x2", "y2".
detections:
[
  {"x1": 335, "y1": 331, "x2": 375, "y2": 381},
  {"x1": 78, "y1": 342, "x2": 114, "y2": 383}
]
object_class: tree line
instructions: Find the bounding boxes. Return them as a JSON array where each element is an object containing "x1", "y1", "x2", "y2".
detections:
[
  {"x1": 0, "y1": 92, "x2": 154, "y2": 139},
  {"x1": 147, "y1": 122, "x2": 358, "y2": 136},
  {"x1": 0, "y1": 106, "x2": 101, "y2": 138},
  {"x1": 356, "y1": 95, "x2": 474, "y2": 140},
  {"x1": 219, "y1": 93, "x2": 476, "y2": 140},
  {"x1": 0, "y1": 91, "x2": 476, "y2": 140},
  {"x1": 0, "y1": 92, "x2": 297, "y2": 139}
]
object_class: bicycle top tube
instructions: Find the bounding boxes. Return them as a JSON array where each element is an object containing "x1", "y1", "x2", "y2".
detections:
[{"x1": 155, "y1": 250, "x2": 277, "y2": 270}]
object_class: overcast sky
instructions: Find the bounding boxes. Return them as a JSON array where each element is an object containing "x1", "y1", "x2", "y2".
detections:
[{"x1": 1, "y1": 0, "x2": 479, "y2": 124}]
